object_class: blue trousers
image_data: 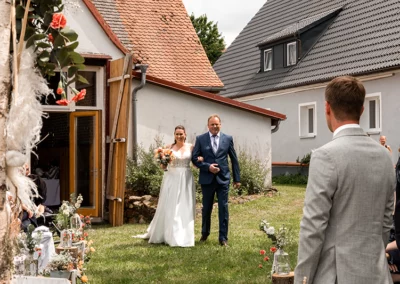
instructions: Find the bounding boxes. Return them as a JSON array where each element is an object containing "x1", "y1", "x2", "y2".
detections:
[{"x1": 201, "y1": 178, "x2": 229, "y2": 242}]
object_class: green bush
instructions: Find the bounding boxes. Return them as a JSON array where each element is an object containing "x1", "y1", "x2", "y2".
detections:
[
  {"x1": 126, "y1": 144, "x2": 164, "y2": 196},
  {"x1": 230, "y1": 150, "x2": 270, "y2": 196},
  {"x1": 272, "y1": 173, "x2": 308, "y2": 185}
]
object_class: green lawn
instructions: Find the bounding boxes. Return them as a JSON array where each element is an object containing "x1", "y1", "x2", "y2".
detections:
[{"x1": 85, "y1": 185, "x2": 306, "y2": 283}]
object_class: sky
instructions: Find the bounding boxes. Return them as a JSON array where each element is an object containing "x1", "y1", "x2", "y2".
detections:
[{"x1": 182, "y1": 0, "x2": 266, "y2": 47}]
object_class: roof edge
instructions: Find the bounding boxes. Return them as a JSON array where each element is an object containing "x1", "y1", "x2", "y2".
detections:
[
  {"x1": 81, "y1": 0, "x2": 129, "y2": 55},
  {"x1": 132, "y1": 71, "x2": 286, "y2": 121}
]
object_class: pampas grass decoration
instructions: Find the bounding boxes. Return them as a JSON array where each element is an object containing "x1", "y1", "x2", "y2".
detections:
[{"x1": 6, "y1": 45, "x2": 52, "y2": 211}]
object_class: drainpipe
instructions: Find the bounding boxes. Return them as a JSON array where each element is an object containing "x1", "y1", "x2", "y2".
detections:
[
  {"x1": 271, "y1": 119, "x2": 281, "y2": 133},
  {"x1": 131, "y1": 64, "x2": 148, "y2": 165}
]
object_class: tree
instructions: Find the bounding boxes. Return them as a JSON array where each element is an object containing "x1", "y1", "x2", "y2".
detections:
[{"x1": 190, "y1": 14, "x2": 225, "y2": 65}]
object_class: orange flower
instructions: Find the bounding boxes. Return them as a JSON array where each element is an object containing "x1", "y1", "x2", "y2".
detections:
[
  {"x1": 48, "y1": 34, "x2": 54, "y2": 43},
  {"x1": 264, "y1": 256, "x2": 269, "y2": 261},
  {"x1": 81, "y1": 275, "x2": 88, "y2": 283},
  {"x1": 50, "y1": 13, "x2": 67, "y2": 29},
  {"x1": 259, "y1": 250, "x2": 266, "y2": 255},
  {"x1": 270, "y1": 247, "x2": 277, "y2": 253},
  {"x1": 56, "y1": 87, "x2": 64, "y2": 95},
  {"x1": 56, "y1": 99, "x2": 69, "y2": 106},
  {"x1": 258, "y1": 264, "x2": 263, "y2": 268},
  {"x1": 71, "y1": 89, "x2": 86, "y2": 102}
]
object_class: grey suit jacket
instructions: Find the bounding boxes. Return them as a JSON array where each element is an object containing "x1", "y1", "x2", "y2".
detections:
[{"x1": 294, "y1": 128, "x2": 395, "y2": 284}]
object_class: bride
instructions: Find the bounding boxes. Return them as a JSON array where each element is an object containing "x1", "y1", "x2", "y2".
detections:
[{"x1": 134, "y1": 125, "x2": 200, "y2": 247}]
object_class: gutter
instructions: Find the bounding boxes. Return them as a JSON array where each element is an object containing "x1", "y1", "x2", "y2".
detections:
[
  {"x1": 131, "y1": 64, "x2": 148, "y2": 164},
  {"x1": 271, "y1": 119, "x2": 281, "y2": 133}
]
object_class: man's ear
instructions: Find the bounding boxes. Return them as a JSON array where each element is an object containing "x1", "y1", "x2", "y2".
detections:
[
  {"x1": 325, "y1": 101, "x2": 331, "y2": 115},
  {"x1": 360, "y1": 105, "x2": 364, "y2": 116}
]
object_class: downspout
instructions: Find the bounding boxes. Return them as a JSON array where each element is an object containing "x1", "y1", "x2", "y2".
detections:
[
  {"x1": 271, "y1": 119, "x2": 281, "y2": 133},
  {"x1": 131, "y1": 64, "x2": 148, "y2": 165}
]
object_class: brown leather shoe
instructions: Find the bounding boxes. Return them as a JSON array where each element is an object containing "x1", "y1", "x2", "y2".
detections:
[
  {"x1": 199, "y1": 235, "x2": 208, "y2": 242},
  {"x1": 219, "y1": 240, "x2": 228, "y2": 247}
]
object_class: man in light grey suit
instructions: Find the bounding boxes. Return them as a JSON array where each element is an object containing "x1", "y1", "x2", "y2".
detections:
[{"x1": 294, "y1": 76, "x2": 396, "y2": 284}]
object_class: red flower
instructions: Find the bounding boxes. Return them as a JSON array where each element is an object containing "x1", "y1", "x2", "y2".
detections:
[
  {"x1": 50, "y1": 13, "x2": 67, "y2": 29},
  {"x1": 270, "y1": 247, "x2": 277, "y2": 253},
  {"x1": 56, "y1": 99, "x2": 69, "y2": 106},
  {"x1": 259, "y1": 250, "x2": 266, "y2": 255},
  {"x1": 71, "y1": 89, "x2": 86, "y2": 102},
  {"x1": 264, "y1": 256, "x2": 269, "y2": 261},
  {"x1": 56, "y1": 87, "x2": 64, "y2": 95},
  {"x1": 84, "y1": 232, "x2": 88, "y2": 237},
  {"x1": 258, "y1": 264, "x2": 263, "y2": 268},
  {"x1": 48, "y1": 34, "x2": 54, "y2": 43}
]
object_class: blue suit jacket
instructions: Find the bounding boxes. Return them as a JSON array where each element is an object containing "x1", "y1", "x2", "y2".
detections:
[{"x1": 192, "y1": 132, "x2": 240, "y2": 185}]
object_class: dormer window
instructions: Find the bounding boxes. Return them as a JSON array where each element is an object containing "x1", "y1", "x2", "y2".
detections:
[
  {"x1": 287, "y1": 42, "x2": 297, "y2": 66},
  {"x1": 264, "y1": 49, "x2": 272, "y2": 71}
]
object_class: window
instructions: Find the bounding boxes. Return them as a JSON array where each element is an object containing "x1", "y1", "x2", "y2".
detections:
[
  {"x1": 264, "y1": 49, "x2": 272, "y2": 71},
  {"x1": 287, "y1": 42, "x2": 297, "y2": 66},
  {"x1": 41, "y1": 66, "x2": 104, "y2": 112},
  {"x1": 299, "y1": 102, "x2": 317, "y2": 138},
  {"x1": 360, "y1": 93, "x2": 381, "y2": 133}
]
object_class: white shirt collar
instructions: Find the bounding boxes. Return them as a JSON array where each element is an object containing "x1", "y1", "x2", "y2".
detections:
[
  {"x1": 333, "y1": 124, "x2": 360, "y2": 137},
  {"x1": 209, "y1": 132, "x2": 220, "y2": 138}
]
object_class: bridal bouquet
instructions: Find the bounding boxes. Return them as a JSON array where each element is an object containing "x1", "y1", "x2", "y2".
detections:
[{"x1": 154, "y1": 148, "x2": 175, "y2": 170}]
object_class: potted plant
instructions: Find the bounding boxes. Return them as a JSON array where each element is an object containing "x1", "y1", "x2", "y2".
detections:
[{"x1": 47, "y1": 251, "x2": 74, "y2": 279}]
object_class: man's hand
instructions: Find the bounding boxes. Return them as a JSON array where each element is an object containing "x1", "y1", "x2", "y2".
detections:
[
  {"x1": 209, "y1": 163, "x2": 220, "y2": 174},
  {"x1": 233, "y1": 182, "x2": 241, "y2": 189}
]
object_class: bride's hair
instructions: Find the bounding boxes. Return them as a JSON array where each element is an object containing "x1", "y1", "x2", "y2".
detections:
[{"x1": 173, "y1": 125, "x2": 186, "y2": 145}]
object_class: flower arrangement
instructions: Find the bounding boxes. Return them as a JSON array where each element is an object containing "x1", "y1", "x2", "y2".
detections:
[
  {"x1": 154, "y1": 148, "x2": 175, "y2": 170},
  {"x1": 17, "y1": 224, "x2": 42, "y2": 255},
  {"x1": 47, "y1": 251, "x2": 74, "y2": 271},
  {"x1": 259, "y1": 220, "x2": 292, "y2": 250},
  {"x1": 56, "y1": 193, "x2": 83, "y2": 230},
  {"x1": 259, "y1": 220, "x2": 293, "y2": 276}
]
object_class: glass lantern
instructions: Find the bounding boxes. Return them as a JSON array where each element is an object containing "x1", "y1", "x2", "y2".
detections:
[
  {"x1": 273, "y1": 249, "x2": 291, "y2": 275},
  {"x1": 70, "y1": 213, "x2": 82, "y2": 230},
  {"x1": 60, "y1": 230, "x2": 72, "y2": 248}
]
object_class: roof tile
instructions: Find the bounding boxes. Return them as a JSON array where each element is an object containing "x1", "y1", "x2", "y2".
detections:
[{"x1": 91, "y1": 0, "x2": 223, "y2": 88}]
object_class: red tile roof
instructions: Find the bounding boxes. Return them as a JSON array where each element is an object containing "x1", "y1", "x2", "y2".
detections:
[{"x1": 90, "y1": 0, "x2": 224, "y2": 89}]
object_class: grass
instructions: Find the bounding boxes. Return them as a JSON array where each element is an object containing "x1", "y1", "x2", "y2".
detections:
[{"x1": 85, "y1": 185, "x2": 306, "y2": 283}]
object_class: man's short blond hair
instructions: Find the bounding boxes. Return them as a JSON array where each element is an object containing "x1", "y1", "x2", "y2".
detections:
[{"x1": 208, "y1": 114, "x2": 221, "y2": 123}]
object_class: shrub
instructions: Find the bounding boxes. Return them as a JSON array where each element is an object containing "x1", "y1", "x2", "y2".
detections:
[
  {"x1": 296, "y1": 152, "x2": 311, "y2": 165},
  {"x1": 126, "y1": 144, "x2": 164, "y2": 196},
  {"x1": 272, "y1": 173, "x2": 308, "y2": 185},
  {"x1": 230, "y1": 150, "x2": 270, "y2": 196}
]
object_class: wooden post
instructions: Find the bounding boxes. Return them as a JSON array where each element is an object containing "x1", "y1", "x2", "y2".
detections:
[{"x1": 272, "y1": 272, "x2": 294, "y2": 284}]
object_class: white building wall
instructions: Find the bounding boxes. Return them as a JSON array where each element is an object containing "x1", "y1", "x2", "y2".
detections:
[
  {"x1": 239, "y1": 72, "x2": 400, "y2": 164},
  {"x1": 128, "y1": 81, "x2": 274, "y2": 186},
  {"x1": 65, "y1": 2, "x2": 124, "y2": 59}
]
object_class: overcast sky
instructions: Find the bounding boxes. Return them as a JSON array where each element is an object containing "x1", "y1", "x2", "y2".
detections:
[{"x1": 182, "y1": 0, "x2": 266, "y2": 47}]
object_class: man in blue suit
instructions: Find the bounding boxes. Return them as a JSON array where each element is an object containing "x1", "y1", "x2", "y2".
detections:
[{"x1": 192, "y1": 114, "x2": 241, "y2": 246}]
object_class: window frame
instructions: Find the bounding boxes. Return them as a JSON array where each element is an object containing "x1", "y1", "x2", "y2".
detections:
[
  {"x1": 41, "y1": 66, "x2": 104, "y2": 112},
  {"x1": 362, "y1": 93, "x2": 382, "y2": 134},
  {"x1": 298, "y1": 102, "x2": 317, "y2": 138},
  {"x1": 286, "y1": 41, "x2": 297, "y2": 66},
  {"x1": 264, "y1": 48, "x2": 273, "y2": 72}
]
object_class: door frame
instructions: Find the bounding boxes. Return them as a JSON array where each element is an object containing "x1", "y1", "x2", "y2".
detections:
[{"x1": 69, "y1": 110, "x2": 102, "y2": 217}]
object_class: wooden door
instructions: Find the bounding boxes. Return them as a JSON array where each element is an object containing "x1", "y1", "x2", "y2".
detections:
[
  {"x1": 107, "y1": 54, "x2": 133, "y2": 226},
  {"x1": 69, "y1": 111, "x2": 101, "y2": 216}
]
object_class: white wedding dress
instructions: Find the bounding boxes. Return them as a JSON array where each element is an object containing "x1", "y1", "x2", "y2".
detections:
[{"x1": 134, "y1": 147, "x2": 196, "y2": 247}]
